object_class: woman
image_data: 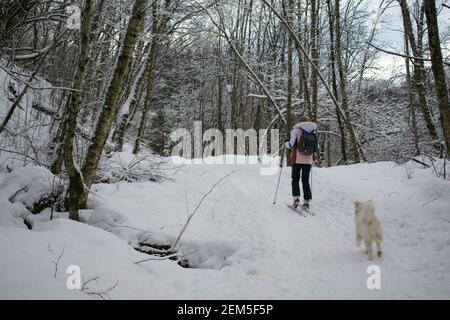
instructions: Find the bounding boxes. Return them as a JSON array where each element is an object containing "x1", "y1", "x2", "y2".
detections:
[{"x1": 285, "y1": 116, "x2": 317, "y2": 210}]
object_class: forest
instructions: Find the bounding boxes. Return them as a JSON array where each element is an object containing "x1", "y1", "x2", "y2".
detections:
[
  {"x1": 0, "y1": 0, "x2": 449, "y2": 222},
  {"x1": 1, "y1": 0, "x2": 450, "y2": 301}
]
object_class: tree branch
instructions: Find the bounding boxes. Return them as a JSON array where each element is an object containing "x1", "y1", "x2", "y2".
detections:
[
  {"x1": 171, "y1": 169, "x2": 240, "y2": 250},
  {"x1": 53, "y1": 247, "x2": 65, "y2": 278},
  {"x1": 368, "y1": 42, "x2": 450, "y2": 67}
]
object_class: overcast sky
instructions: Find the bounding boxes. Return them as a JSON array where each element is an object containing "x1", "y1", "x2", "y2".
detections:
[{"x1": 365, "y1": 0, "x2": 450, "y2": 79}]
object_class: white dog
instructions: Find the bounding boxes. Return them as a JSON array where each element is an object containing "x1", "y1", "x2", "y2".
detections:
[{"x1": 354, "y1": 200, "x2": 383, "y2": 260}]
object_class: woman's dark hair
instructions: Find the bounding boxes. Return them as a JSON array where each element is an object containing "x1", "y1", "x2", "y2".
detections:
[{"x1": 299, "y1": 115, "x2": 310, "y2": 123}]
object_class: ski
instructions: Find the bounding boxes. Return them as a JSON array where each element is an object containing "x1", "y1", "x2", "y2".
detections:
[
  {"x1": 287, "y1": 204, "x2": 307, "y2": 217},
  {"x1": 302, "y1": 206, "x2": 315, "y2": 216}
]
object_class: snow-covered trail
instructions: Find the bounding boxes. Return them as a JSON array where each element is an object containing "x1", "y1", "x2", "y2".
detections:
[
  {"x1": 90, "y1": 160, "x2": 450, "y2": 299},
  {"x1": 1, "y1": 160, "x2": 449, "y2": 299}
]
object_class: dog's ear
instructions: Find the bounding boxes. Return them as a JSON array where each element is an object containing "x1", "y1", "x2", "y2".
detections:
[{"x1": 355, "y1": 201, "x2": 367, "y2": 211}]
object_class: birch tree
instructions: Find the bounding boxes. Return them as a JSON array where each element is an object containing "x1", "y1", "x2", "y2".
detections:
[
  {"x1": 423, "y1": 0, "x2": 450, "y2": 155},
  {"x1": 63, "y1": 0, "x2": 94, "y2": 221},
  {"x1": 80, "y1": 0, "x2": 149, "y2": 207},
  {"x1": 398, "y1": 0, "x2": 439, "y2": 142}
]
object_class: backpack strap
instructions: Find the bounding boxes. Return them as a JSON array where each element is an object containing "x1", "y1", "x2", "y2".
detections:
[{"x1": 296, "y1": 128, "x2": 304, "y2": 145}]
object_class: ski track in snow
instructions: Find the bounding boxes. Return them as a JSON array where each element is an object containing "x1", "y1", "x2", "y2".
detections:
[
  {"x1": 92, "y1": 161, "x2": 450, "y2": 299},
  {"x1": 0, "y1": 161, "x2": 449, "y2": 299}
]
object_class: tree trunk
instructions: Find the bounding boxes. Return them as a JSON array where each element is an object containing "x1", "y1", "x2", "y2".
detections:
[
  {"x1": 423, "y1": 0, "x2": 450, "y2": 155},
  {"x1": 285, "y1": 0, "x2": 295, "y2": 164},
  {"x1": 63, "y1": 0, "x2": 94, "y2": 221},
  {"x1": 134, "y1": 0, "x2": 173, "y2": 154},
  {"x1": 80, "y1": 0, "x2": 148, "y2": 207},
  {"x1": 217, "y1": 45, "x2": 224, "y2": 133},
  {"x1": 326, "y1": 0, "x2": 347, "y2": 163},
  {"x1": 310, "y1": 0, "x2": 319, "y2": 121},
  {"x1": 133, "y1": 1, "x2": 162, "y2": 154},
  {"x1": 114, "y1": 62, "x2": 146, "y2": 152},
  {"x1": 404, "y1": 32, "x2": 421, "y2": 156},
  {"x1": 296, "y1": 1, "x2": 311, "y2": 116},
  {"x1": 286, "y1": 0, "x2": 294, "y2": 131},
  {"x1": 398, "y1": 0, "x2": 439, "y2": 141},
  {"x1": 335, "y1": 0, "x2": 362, "y2": 163}
]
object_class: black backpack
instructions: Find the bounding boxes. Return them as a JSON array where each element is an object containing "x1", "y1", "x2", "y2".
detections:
[{"x1": 297, "y1": 129, "x2": 318, "y2": 156}]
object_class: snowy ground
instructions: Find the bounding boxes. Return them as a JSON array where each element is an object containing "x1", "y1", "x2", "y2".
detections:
[{"x1": 0, "y1": 158, "x2": 449, "y2": 299}]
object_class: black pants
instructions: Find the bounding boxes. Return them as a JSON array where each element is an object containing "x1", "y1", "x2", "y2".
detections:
[{"x1": 291, "y1": 164, "x2": 312, "y2": 201}]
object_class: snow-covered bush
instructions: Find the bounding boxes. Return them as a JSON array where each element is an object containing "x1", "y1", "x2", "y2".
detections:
[
  {"x1": 0, "y1": 166, "x2": 64, "y2": 228},
  {"x1": 95, "y1": 145, "x2": 170, "y2": 184}
]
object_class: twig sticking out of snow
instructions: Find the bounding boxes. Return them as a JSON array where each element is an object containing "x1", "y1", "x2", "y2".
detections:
[
  {"x1": 422, "y1": 195, "x2": 442, "y2": 208},
  {"x1": 81, "y1": 276, "x2": 100, "y2": 290},
  {"x1": 405, "y1": 163, "x2": 414, "y2": 179},
  {"x1": 105, "y1": 225, "x2": 148, "y2": 233},
  {"x1": 8, "y1": 186, "x2": 28, "y2": 202},
  {"x1": 412, "y1": 158, "x2": 431, "y2": 168},
  {"x1": 420, "y1": 155, "x2": 440, "y2": 177},
  {"x1": 134, "y1": 252, "x2": 182, "y2": 265},
  {"x1": 134, "y1": 248, "x2": 200, "y2": 266},
  {"x1": 184, "y1": 191, "x2": 190, "y2": 220},
  {"x1": 81, "y1": 276, "x2": 119, "y2": 300},
  {"x1": 171, "y1": 170, "x2": 240, "y2": 250},
  {"x1": 436, "y1": 217, "x2": 450, "y2": 224},
  {"x1": 53, "y1": 247, "x2": 65, "y2": 278}
]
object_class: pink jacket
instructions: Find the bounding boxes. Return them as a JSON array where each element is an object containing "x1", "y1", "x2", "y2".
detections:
[{"x1": 289, "y1": 122, "x2": 317, "y2": 165}]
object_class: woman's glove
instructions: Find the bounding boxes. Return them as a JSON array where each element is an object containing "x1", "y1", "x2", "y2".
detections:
[{"x1": 285, "y1": 141, "x2": 292, "y2": 150}]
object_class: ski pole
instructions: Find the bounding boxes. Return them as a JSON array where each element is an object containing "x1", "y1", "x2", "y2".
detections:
[{"x1": 273, "y1": 143, "x2": 286, "y2": 205}]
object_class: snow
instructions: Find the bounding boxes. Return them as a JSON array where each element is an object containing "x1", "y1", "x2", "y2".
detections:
[
  {"x1": 0, "y1": 166, "x2": 59, "y2": 210},
  {"x1": 0, "y1": 166, "x2": 63, "y2": 229},
  {"x1": 0, "y1": 60, "x2": 57, "y2": 168},
  {"x1": 0, "y1": 159, "x2": 449, "y2": 299},
  {"x1": 96, "y1": 144, "x2": 169, "y2": 183},
  {"x1": 117, "y1": 62, "x2": 147, "y2": 118}
]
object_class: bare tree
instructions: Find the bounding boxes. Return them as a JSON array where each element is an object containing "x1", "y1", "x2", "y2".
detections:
[
  {"x1": 80, "y1": 0, "x2": 149, "y2": 207},
  {"x1": 63, "y1": 0, "x2": 94, "y2": 221},
  {"x1": 334, "y1": 0, "x2": 362, "y2": 163},
  {"x1": 423, "y1": 0, "x2": 450, "y2": 155},
  {"x1": 398, "y1": 0, "x2": 439, "y2": 142}
]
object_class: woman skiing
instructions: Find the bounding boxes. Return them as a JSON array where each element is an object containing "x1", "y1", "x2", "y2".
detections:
[{"x1": 285, "y1": 116, "x2": 318, "y2": 210}]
